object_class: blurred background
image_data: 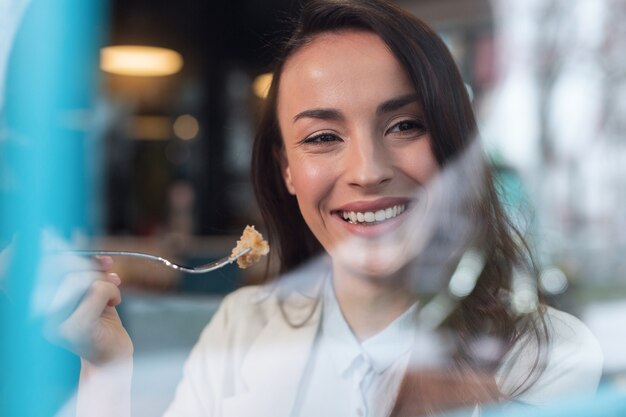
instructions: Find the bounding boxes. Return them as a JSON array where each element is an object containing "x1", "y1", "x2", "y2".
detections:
[{"x1": 1, "y1": 0, "x2": 625, "y2": 416}]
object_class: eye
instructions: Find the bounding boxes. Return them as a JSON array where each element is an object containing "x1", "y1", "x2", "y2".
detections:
[
  {"x1": 302, "y1": 132, "x2": 341, "y2": 144},
  {"x1": 386, "y1": 119, "x2": 427, "y2": 137}
]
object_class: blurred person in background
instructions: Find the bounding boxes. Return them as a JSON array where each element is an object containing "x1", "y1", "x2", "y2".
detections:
[{"x1": 48, "y1": 1, "x2": 603, "y2": 416}]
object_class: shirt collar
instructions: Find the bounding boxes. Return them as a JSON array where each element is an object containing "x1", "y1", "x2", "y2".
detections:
[
  {"x1": 321, "y1": 277, "x2": 418, "y2": 376},
  {"x1": 362, "y1": 301, "x2": 417, "y2": 373},
  {"x1": 321, "y1": 276, "x2": 363, "y2": 376}
]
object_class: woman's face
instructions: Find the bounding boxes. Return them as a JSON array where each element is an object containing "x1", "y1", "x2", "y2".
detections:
[{"x1": 277, "y1": 30, "x2": 439, "y2": 278}]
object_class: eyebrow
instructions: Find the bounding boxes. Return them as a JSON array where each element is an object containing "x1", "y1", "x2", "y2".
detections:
[
  {"x1": 292, "y1": 93, "x2": 421, "y2": 124},
  {"x1": 293, "y1": 108, "x2": 343, "y2": 123},
  {"x1": 376, "y1": 93, "x2": 421, "y2": 115}
]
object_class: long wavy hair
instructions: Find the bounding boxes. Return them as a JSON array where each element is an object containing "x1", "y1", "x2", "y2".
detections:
[{"x1": 251, "y1": 0, "x2": 547, "y2": 415}]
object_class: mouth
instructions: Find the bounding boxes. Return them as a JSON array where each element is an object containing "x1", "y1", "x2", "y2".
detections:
[{"x1": 338, "y1": 203, "x2": 407, "y2": 225}]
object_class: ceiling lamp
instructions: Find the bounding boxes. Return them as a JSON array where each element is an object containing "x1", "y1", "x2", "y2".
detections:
[
  {"x1": 253, "y1": 72, "x2": 273, "y2": 99},
  {"x1": 100, "y1": 45, "x2": 183, "y2": 76}
]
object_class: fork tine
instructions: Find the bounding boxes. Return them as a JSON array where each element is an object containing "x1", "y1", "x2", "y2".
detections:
[{"x1": 176, "y1": 248, "x2": 251, "y2": 274}]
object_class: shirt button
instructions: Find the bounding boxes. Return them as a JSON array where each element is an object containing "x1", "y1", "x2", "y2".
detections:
[{"x1": 357, "y1": 407, "x2": 364, "y2": 417}]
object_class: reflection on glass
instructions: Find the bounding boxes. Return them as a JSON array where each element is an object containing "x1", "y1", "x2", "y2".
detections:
[{"x1": 2, "y1": 0, "x2": 625, "y2": 416}]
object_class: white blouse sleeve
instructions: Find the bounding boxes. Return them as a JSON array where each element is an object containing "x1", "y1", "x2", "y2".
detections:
[
  {"x1": 161, "y1": 286, "x2": 268, "y2": 417},
  {"x1": 497, "y1": 307, "x2": 604, "y2": 407},
  {"x1": 162, "y1": 297, "x2": 231, "y2": 417}
]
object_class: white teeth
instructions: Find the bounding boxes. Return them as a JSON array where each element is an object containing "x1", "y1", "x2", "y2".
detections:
[{"x1": 340, "y1": 204, "x2": 407, "y2": 224}]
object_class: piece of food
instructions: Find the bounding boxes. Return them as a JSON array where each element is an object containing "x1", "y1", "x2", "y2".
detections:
[{"x1": 231, "y1": 225, "x2": 270, "y2": 269}]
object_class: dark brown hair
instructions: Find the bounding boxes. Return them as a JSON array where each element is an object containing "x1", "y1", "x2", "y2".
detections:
[{"x1": 251, "y1": 0, "x2": 547, "y2": 415}]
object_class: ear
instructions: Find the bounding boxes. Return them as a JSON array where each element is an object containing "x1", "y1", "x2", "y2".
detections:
[{"x1": 277, "y1": 147, "x2": 296, "y2": 195}]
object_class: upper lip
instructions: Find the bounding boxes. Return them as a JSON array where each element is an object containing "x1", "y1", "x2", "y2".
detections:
[{"x1": 333, "y1": 197, "x2": 412, "y2": 213}]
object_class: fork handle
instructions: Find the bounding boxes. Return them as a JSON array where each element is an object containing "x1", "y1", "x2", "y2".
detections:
[
  {"x1": 73, "y1": 250, "x2": 186, "y2": 270},
  {"x1": 70, "y1": 249, "x2": 249, "y2": 274}
]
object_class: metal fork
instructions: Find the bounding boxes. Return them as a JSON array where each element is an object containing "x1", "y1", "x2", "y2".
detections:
[{"x1": 72, "y1": 248, "x2": 251, "y2": 274}]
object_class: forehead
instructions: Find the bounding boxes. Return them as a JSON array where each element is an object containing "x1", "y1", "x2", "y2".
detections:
[{"x1": 277, "y1": 30, "x2": 415, "y2": 118}]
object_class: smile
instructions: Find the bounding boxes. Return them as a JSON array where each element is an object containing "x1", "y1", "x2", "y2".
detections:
[{"x1": 340, "y1": 204, "x2": 406, "y2": 225}]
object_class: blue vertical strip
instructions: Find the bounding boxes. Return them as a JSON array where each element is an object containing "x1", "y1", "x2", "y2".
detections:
[{"x1": 0, "y1": 0, "x2": 106, "y2": 415}]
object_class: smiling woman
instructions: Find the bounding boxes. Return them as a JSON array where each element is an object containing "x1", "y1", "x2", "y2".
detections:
[
  {"x1": 245, "y1": 1, "x2": 602, "y2": 415},
  {"x1": 52, "y1": 1, "x2": 603, "y2": 416},
  {"x1": 277, "y1": 31, "x2": 439, "y2": 279}
]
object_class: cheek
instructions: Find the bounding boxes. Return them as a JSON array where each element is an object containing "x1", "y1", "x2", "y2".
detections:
[
  {"x1": 394, "y1": 141, "x2": 440, "y2": 183},
  {"x1": 289, "y1": 157, "x2": 338, "y2": 209}
]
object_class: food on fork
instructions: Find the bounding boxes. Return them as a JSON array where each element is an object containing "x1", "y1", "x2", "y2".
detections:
[{"x1": 231, "y1": 225, "x2": 270, "y2": 269}]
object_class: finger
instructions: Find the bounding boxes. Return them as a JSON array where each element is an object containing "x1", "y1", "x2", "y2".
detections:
[
  {"x1": 47, "y1": 271, "x2": 103, "y2": 320},
  {"x1": 107, "y1": 288, "x2": 122, "y2": 307},
  {"x1": 66, "y1": 280, "x2": 122, "y2": 329},
  {"x1": 99, "y1": 278, "x2": 122, "y2": 306},
  {"x1": 102, "y1": 272, "x2": 122, "y2": 287},
  {"x1": 94, "y1": 255, "x2": 114, "y2": 272}
]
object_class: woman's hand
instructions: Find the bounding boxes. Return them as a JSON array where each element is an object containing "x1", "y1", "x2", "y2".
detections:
[{"x1": 49, "y1": 256, "x2": 133, "y2": 366}]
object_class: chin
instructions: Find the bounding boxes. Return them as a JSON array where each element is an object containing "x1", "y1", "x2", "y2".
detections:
[{"x1": 331, "y1": 236, "x2": 415, "y2": 280}]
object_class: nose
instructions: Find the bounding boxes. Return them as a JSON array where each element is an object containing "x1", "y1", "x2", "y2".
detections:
[{"x1": 344, "y1": 131, "x2": 394, "y2": 189}]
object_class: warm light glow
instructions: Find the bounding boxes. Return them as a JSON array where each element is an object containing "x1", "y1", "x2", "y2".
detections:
[
  {"x1": 173, "y1": 114, "x2": 199, "y2": 140},
  {"x1": 253, "y1": 72, "x2": 273, "y2": 99},
  {"x1": 129, "y1": 116, "x2": 171, "y2": 140},
  {"x1": 101, "y1": 45, "x2": 183, "y2": 76}
]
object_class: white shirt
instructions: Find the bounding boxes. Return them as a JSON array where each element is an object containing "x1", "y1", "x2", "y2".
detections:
[
  {"x1": 163, "y1": 258, "x2": 603, "y2": 417},
  {"x1": 292, "y1": 278, "x2": 417, "y2": 417}
]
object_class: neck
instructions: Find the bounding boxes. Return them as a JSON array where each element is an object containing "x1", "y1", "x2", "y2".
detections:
[{"x1": 331, "y1": 261, "x2": 414, "y2": 341}]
